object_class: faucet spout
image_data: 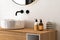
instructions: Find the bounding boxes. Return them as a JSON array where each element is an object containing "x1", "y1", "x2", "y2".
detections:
[
  {"x1": 15, "y1": 11, "x2": 20, "y2": 16},
  {"x1": 15, "y1": 10, "x2": 24, "y2": 16}
]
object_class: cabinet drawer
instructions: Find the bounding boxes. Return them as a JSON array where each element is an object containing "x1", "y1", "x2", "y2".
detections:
[
  {"x1": 26, "y1": 33, "x2": 50, "y2": 40},
  {"x1": 0, "y1": 31, "x2": 26, "y2": 40},
  {"x1": 26, "y1": 33, "x2": 40, "y2": 40}
]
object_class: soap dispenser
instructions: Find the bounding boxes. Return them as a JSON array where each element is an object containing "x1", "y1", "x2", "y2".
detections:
[
  {"x1": 34, "y1": 19, "x2": 38, "y2": 31},
  {"x1": 38, "y1": 19, "x2": 44, "y2": 31}
]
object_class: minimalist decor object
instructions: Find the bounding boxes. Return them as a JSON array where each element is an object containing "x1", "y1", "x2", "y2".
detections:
[
  {"x1": 26, "y1": 10, "x2": 30, "y2": 14},
  {"x1": 12, "y1": 0, "x2": 36, "y2": 5}
]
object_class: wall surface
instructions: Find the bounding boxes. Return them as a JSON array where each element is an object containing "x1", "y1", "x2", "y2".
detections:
[{"x1": 0, "y1": 0, "x2": 60, "y2": 40}]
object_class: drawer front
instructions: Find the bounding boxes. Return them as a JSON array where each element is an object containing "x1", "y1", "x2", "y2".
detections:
[
  {"x1": 0, "y1": 31, "x2": 26, "y2": 40},
  {"x1": 26, "y1": 33, "x2": 40, "y2": 40},
  {"x1": 40, "y1": 33, "x2": 49, "y2": 40},
  {"x1": 26, "y1": 33, "x2": 49, "y2": 40}
]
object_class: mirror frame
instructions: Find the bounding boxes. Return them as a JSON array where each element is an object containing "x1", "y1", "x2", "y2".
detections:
[{"x1": 12, "y1": 0, "x2": 36, "y2": 6}]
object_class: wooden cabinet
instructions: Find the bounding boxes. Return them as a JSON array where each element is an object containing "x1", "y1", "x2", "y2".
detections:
[
  {"x1": 0, "y1": 31, "x2": 26, "y2": 40},
  {"x1": 0, "y1": 28, "x2": 57, "y2": 40}
]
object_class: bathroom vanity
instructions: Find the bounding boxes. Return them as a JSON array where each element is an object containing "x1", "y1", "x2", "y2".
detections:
[{"x1": 0, "y1": 28, "x2": 57, "y2": 40}]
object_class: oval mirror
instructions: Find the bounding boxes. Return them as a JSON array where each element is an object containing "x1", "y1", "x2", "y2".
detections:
[{"x1": 12, "y1": 0, "x2": 35, "y2": 5}]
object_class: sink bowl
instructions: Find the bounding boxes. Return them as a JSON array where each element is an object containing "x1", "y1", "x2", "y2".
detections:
[{"x1": 0, "y1": 19, "x2": 24, "y2": 29}]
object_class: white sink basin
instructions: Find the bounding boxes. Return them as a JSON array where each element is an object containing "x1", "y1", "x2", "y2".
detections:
[{"x1": 0, "y1": 19, "x2": 24, "y2": 29}]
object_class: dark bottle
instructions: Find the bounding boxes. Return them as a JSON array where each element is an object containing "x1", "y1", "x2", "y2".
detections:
[{"x1": 39, "y1": 19, "x2": 44, "y2": 31}]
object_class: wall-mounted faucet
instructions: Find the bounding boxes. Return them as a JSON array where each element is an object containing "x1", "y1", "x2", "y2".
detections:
[
  {"x1": 15, "y1": 10, "x2": 24, "y2": 16},
  {"x1": 15, "y1": 10, "x2": 30, "y2": 16},
  {"x1": 15, "y1": 11, "x2": 20, "y2": 16}
]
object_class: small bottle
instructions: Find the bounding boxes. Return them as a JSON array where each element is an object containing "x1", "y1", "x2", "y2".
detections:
[
  {"x1": 34, "y1": 19, "x2": 38, "y2": 31},
  {"x1": 39, "y1": 19, "x2": 44, "y2": 31}
]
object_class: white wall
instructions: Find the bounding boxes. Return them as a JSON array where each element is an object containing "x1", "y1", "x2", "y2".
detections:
[{"x1": 0, "y1": 0, "x2": 60, "y2": 40}]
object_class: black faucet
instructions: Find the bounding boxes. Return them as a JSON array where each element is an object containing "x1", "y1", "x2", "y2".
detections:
[
  {"x1": 15, "y1": 11, "x2": 20, "y2": 16},
  {"x1": 15, "y1": 10, "x2": 24, "y2": 16}
]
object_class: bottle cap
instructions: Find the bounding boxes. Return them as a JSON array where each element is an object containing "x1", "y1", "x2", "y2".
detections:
[
  {"x1": 35, "y1": 19, "x2": 38, "y2": 22},
  {"x1": 40, "y1": 19, "x2": 42, "y2": 22}
]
